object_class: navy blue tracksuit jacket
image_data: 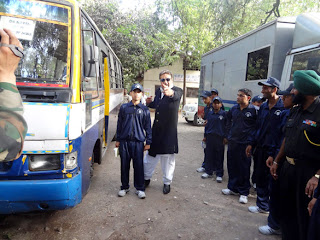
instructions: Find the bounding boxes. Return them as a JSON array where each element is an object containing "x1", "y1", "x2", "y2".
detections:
[
  {"x1": 226, "y1": 104, "x2": 257, "y2": 195},
  {"x1": 116, "y1": 102, "x2": 152, "y2": 191}
]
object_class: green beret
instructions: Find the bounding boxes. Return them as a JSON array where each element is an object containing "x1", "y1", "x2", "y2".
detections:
[{"x1": 293, "y1": 70, "x2": 320, "y2": 95}]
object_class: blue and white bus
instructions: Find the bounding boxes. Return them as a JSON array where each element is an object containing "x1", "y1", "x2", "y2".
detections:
[{"x1": 0, "y1": 0, "x2": 123, "y2": 214}]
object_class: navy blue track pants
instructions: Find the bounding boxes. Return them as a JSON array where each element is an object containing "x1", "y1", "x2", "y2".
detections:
[{"x1": 119, "y1": 141, "x2": 145, "y2": 191}]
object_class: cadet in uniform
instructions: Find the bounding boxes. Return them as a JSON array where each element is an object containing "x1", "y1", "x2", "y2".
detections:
[
  {"x1": 201, "y1": 96, "x2": 227, "y2": 183},
  {"x1": 271, "y1": 70, "x2": 320, "y2": 240},
  {"x1": 0, "y1": 28, "x2": 27, "y2": 162},
  {"x1": 196, "y1": 90, "x2": 212, "y2": 173},
  {"x1": 222, "y1": 88, "x2": 257, "y2": 204},
  {"x1": 259, "y1": 83, "x2": 295, "y2": 235},
  {"x1": 246, "y1": 77, "x2": 284, "y2": 213},
  {"x1": 144, "y1": 70, "x2": 183, "y2": 194},
  {"x1": 116, "y1": 83, "x2": 152, "y2": 199}
]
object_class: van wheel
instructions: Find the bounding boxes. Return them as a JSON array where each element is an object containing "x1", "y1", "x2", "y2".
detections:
[
  {"x1": 185, "y1": 118, "x2": 193, "y2": 123},
  {"x1": 193, "y1": 113, "x2": 204, "y2": 126}
]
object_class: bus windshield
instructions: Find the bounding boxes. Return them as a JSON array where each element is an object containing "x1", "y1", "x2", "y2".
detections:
[{"x1": 0, "y1": 0, "x2": 71, "y2": 88}]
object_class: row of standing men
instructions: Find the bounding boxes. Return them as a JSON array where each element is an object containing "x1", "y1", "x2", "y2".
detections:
[{"x1": 197, "y1": 71, "x2": 320, "y2": 240}]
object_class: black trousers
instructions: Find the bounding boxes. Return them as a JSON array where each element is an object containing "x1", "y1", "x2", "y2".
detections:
[
  {"x1": 205, "y1": 134, "x2": 224, "y2": 177},
  {"x1": 308, "y1": 198, "x2": 320, "y2": 240},
  {"x1": 279, "y1": 160, "x2": 316, "y2": 240},
  {"x1": 254, "y1": 147, "x2": 271, "y2": 211},
  {"x1": 227, "y1": 141, "x2": 251, "y2": 196},
  {"x1": 119, "y1": 141, "x2": 145, "y2": 191}
]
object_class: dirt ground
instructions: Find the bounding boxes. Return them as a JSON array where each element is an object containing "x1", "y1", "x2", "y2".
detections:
[{"x1": 0, "y1": 113, "x2": 281, "y2": 240}]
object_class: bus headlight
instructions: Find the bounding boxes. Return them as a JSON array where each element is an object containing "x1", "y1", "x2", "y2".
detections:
[
  {"x1": 64, "y1": 151, "x2": 78, "y2": 170},
  {"x1": 29, "y1": 155, "x2": 61, "y2": 171}
]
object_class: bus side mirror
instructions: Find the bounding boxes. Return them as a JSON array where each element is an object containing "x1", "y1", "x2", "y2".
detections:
[{"x1": 83, "y1": 45, "x2": 99, "y2": 77}]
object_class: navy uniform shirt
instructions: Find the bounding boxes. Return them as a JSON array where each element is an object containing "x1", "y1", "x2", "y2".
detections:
[
  {"x1": 284, "y1": 97, "x2": 320, "y2": 162},
  {"x1": 205, "y1": 108, "x2": 227, "y2": 138},
  {"x1": 116, "y1": 102, "x2": 152, "y2": 145},
  {"x1": 226, "y1": 104, "x2": 257, "y2": 144},
  {"x1": 248, "y1": 98, "x2": 285, "y2": 158}
]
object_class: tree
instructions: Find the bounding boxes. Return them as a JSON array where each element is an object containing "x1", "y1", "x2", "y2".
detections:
[{"x1": 82, "y1": 0, "x2": 320, "y2": 88}]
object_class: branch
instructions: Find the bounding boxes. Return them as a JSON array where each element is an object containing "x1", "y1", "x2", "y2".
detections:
[{"x1": 261, "y1": 0, "x2": 281, "y2": 25}]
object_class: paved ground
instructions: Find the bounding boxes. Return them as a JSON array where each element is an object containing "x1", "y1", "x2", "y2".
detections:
[{"x1": 0, "y1": 113, "x2": 281, "y2": 240}]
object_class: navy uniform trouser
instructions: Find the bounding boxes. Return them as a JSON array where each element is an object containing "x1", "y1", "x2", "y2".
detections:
[
  {"x1": 227, "y1": 141, "x2": 251, "y2": 196},
  {"x1": 308, "y1": 198, "x2": 320, "y2": 240},
  {"x1": 119, "y1": 141, "x2": 145, "y2": 191},
  {"x1": 254, "y1": 147, "x2": 271, "y2": 211},
  {"x1": 267, "y1": 177, "x2": 281, "y2": 230},
  {"x1": 205, "y1": 133, "x2": 224, "y2": 177}
]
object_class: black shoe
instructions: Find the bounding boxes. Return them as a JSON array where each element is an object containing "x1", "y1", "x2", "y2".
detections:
[
  {"x1": 163, "y1": 184, "x2": 170, "y2": 194},
  {"x1": 144, "y1": 179, "x2": 150, "y2": 188}
]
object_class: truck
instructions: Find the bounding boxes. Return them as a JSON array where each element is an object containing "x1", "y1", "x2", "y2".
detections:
[{"x1": 198, "y1": 13, "x2": 320, "y2": 114}]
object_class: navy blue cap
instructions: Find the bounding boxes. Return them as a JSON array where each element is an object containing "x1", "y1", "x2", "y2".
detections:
[
  {"x1": 258, "y1": 77, "x2": 280, "y2": 88},
  {"x1": 252, "y1": 95, "x2": 264, "y2": 102},
  {"x1": 200, "y1": 90, "x2": 212, "y2": 98},
  {"x1": 131, "y1": 83, "x2": 143, "y2": 92},
  {"x1": 278, "y1": 83, "x2": 294, "y2": 96},
  {"x1": 211, "y1": 88, "x2": 219, "y2": 94},
  {"x1": 212, "y1": 96, "x2": 222, "y2": 103}
]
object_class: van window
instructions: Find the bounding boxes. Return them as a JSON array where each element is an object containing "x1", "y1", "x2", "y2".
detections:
[
  {"x1": 246, "y1": 47, "x2": 270, "y2": 81},
  {"x1": 290, "y1": 49, "x2": 320, "y2": 81}
]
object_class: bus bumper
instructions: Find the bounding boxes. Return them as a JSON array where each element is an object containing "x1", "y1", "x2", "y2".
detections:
[{"x1": 0, "y1": 172, "x2": 82, "y2": 214}]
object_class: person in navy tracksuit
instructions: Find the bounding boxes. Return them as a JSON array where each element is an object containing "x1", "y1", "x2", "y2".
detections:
[
  {"x1": 196, "y1": 90, "x2": 212, "y2": 173},
  {"x1": 259, "y1": 83, "x2": 295, "y2": 235},
  {"x1": 246, "y1": 77, "x2": 284, "y2": 214},
  {"x1": 222, "y1": 88, "x2": 257, "y2": 204},
  {"x1": 115, "y1": 83, "x2": 152, "y2": 199},
  {"x1": 201, "y1": 96, "x2": 227, "y2": 183}
]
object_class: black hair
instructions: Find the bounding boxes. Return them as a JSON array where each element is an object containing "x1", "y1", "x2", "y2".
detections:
[{"x1": 238, "y1": 88, "x2": 252, "y2": 97}]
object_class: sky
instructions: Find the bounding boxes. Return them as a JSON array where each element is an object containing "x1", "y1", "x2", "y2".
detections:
[{"x1": 118, "y1": 0, "x2": 156, "y2": 12}]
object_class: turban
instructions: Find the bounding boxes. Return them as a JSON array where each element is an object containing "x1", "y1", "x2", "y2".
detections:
[{"x1": 293, "y1": 70, "x2": 320, "y2": 95}]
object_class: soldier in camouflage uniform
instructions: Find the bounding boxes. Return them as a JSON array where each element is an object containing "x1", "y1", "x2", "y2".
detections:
[{"x1": 0, "y1": 28, "x2": 27, "y2": 162}]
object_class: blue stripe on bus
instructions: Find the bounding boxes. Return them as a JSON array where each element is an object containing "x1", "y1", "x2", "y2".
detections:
[{"x1": 92, "y1": 99, "x2": 105, "y2": 108}]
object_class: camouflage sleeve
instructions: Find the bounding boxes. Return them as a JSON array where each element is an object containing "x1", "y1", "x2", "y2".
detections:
[{"x1": 0, "y1": 82, "x2": 27, "y2": 162}]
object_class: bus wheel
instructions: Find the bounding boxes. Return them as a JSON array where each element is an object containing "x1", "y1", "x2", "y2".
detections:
[{"x1": 90, "y1": 152, "x2": 94, "y2": 178}]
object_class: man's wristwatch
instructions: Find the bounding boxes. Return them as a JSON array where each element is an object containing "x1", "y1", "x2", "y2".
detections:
[{"x1": 315, "y1": 174, "x2": 320, "y2": 179}]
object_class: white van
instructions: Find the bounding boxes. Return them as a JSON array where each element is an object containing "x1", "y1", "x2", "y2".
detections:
[{"x1": 198, "y1": 13, "x2": 320, "y2": 114}]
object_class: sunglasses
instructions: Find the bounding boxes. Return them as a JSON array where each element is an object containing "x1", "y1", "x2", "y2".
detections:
[{"x1": 160, "y1": 78, "x2": 171, "y2": 82}]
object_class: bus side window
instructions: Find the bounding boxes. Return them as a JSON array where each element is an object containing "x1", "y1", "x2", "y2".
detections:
[{"x1": 81, "y1": 16, "x2": 99, "y2": 95}]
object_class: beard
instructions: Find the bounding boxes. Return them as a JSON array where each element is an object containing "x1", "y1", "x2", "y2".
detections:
[{"x1": 292, "y1": 92, "x2": 306, "y2": 105}]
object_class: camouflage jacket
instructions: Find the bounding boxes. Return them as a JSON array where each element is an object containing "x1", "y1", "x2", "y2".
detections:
[{"x1": 0, "y1": 82, "x2": 27, "y2": 162}]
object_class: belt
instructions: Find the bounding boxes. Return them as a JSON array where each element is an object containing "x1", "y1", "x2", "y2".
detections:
[{"x1": 286, "y1": 156, "x2": 295, "y2": 165}]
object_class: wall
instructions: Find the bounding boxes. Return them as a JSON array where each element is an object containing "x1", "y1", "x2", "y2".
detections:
[{"x1": 142, "y1": 58, "x2": 200, "y2": 105}]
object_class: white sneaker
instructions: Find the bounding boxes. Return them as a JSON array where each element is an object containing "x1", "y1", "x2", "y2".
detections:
[
  {"x1": 201, "y1": 173, "x2": 213, "y2": 179},
  {"x1": 136, "y1": 190, "x2": 146, "y2": 199},
  {"x1": 118, "y1": 189, "x2": 129, "y2": 197},
  {"x1": 221, "y1": 188, "x2": 239, "y2": 195},
  {"x1": 216, "y1": 176, "x2": 222, "y2": 183},
  {"x1": 196, "y1": 167, "x2": 205, "y2": 173},
  {"x1": 248, "y1": 205, "x2": 269, "y2": 214},
  {"x1": 239, "y1": 195, "x2": 248, "y2": 204},
  {"x1": 259, "y1": 225, "x2": 281, "y2": 235}
]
